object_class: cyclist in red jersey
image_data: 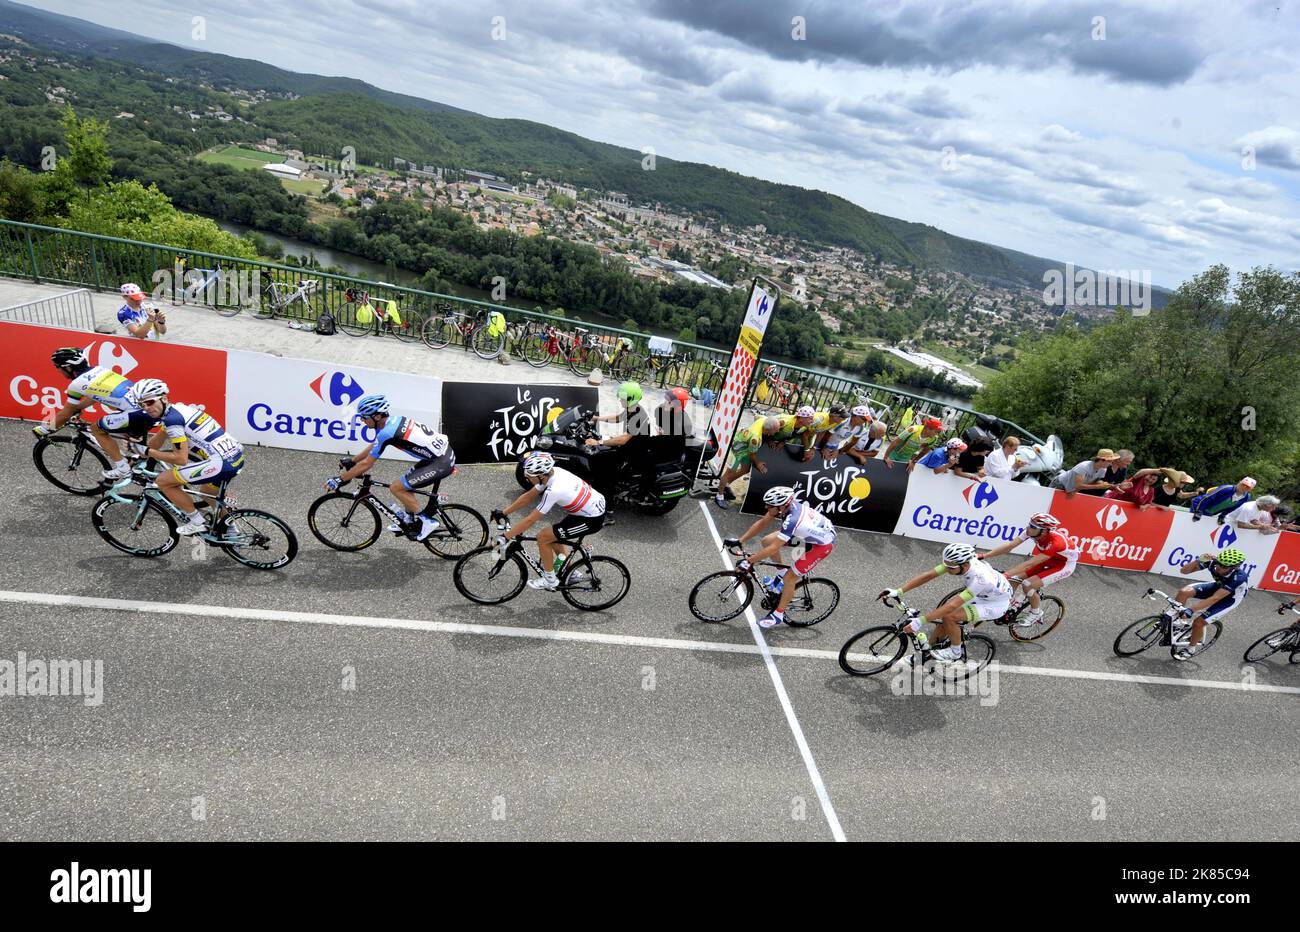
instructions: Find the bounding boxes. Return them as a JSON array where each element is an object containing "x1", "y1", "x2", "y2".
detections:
[{"x1": 979, "y1": 512, "x2": 1080, "y2": 631}]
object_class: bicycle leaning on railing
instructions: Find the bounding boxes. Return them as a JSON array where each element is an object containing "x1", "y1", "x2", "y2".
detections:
[
  {"x1": 261, "y1": 277, "x2": 320, "y2": 324},
  {"x1": 1243, "y1": 598, "x2": 1300, "y2": 664},
  {"x1": 90, "y1": 465, "x2": 298, "y2": 570},
  {"x1": 688, "y1": 542, "x2": 839, "y2": 626},
  {"x1": 422, "y1": 303, "x2": 504, "y2": 358},
  {"x1": 838, "y1": 592, "x2": 996, "y2": 680}
]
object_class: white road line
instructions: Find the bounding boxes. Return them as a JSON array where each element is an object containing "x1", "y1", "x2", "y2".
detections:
[
  {"x1": 3, "y1": 590, "x2": 1298, "y2": 698},
  {"x1": 693, "y1": 501, "x2": 847, "y2": 843}
]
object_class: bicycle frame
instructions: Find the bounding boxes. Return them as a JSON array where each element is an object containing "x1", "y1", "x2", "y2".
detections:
[{"x1": 104, "y1": 472, "x2": 240, "y2": 543}]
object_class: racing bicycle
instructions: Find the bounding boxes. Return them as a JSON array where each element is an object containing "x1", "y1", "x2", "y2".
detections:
[
  {"x1": 837, "y1": 592, "x2": 996, "y2": 681},
  {"x1": 1113, "y1": 587, "x2": 1223, "y2": 660},
  {"x1": 33, "y1": 416, "x2": 150, "y2": 496},
  {"x1": 755, "y1": 364, "x2": 801, "y2": 412},
  {"x1": 339, "y1": 287, "x2": 419, "y2": 340},
  {"x1": 641, "y1": 350, "x2": 692, "y2": 388},
  {"x1": 91, "y1": 466, "x2": 297, "y2": 570},
  {"x1": 688, "y1": 543, "x2": 840, "y2": 626},
  {"x1": 422, "y1": 304, "x2": 504, "y2": 359},
  {"x1": 935, "y1": 575, "x2": 1065, "y2": 641},
  {"x1": 261, "y1": 277, "x2": 320, "y2": 324},
  {"x1": 306, "y1": 460, "x2": 488, "y2": 559},
  {"x1": 1242, "y1": 599, "x2": 1300, "y2": 664},
  {"x1": 452, "y1": 513, "x2": 631, "y2": 611}
]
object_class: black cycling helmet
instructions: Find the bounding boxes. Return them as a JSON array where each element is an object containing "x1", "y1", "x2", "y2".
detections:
[{"x1": 51, "y1": 346, "x2": 88, "y2": 371}]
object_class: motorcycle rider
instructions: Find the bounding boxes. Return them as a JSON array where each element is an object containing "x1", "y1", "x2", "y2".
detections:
[{"x1": 585, "y1": 381, "x2": 652, "y2": 449}]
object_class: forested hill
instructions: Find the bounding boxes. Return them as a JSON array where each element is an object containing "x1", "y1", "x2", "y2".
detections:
[{"x1": 0, "y1": 0, "x2": 1086, "y2": 290}]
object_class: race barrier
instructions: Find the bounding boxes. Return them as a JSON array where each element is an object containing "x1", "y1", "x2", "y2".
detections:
[
  {"x1": 742, "y1": 447, "x2": 910, "y2": 534},
  {"x1": 440, "y1": 381, "x2": 599, "y2": 465}
]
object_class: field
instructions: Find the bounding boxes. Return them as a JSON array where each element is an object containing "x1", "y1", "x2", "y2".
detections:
[
  {"x1": 918, "y1": 340, "x2": 1003, "y2": 383},
  {"x1": 281, "y1": 177, "x2": 327, "y2": 196},
  {"x1": 198, "y1": 145, "x2": 283, "y2": 170}
]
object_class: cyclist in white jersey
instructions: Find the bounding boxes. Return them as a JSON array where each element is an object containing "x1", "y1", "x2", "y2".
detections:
[
  {"x1": 497, "y1": 451, "x2": 606, "y2": 591},
  {"x1": 131, "y1": 380, "x2": 245, "y2": 536},
  {"x1": 724, "y1": 485, "x2": 836, "y2": 629},
  {"x1": 878, "y1": 542, "x2": 1012, "y2": 663}
]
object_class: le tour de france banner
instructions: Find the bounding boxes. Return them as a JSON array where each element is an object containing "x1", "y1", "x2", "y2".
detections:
[
  {"x1": 743, "y1": 447, "x2": 910, "y2": 533},
  {"x1": 224, "y1": 349, "x2": 441, "y2": 459},
  {"x1": 697, "y1": 279, "x2": 777, "y2": 485},
  {"x1": 440, "y1": 381, "x2": 599, "y2": 465},
  {"x1": 1, "y1": 321, "x2": 228, "y2": 425}
]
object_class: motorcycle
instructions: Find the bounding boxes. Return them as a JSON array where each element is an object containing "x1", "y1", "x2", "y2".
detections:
[
  {"x1": 1013, "y1": 434, "x2": 1064, "y2": 486},
  {"x1": 514, "y1": 405, "x2": 696, "y2": 516}
]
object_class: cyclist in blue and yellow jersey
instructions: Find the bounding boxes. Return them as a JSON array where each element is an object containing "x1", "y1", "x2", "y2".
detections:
[
  {"x1": 325, "y1": 394, "x2": 454, "y2": 542},
  {"x1": 131, "y1": 379, "x2": 245, "y2": 536},
  {"x1": 1171, "y1": 547, "x2": 1251, "y2": 661},
  {"x1": 34, "y1": 346, "x2": 158, "y2": 481}
]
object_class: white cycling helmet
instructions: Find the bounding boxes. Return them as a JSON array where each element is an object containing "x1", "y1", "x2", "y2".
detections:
[
  {"x1": 851, "y1": 404, "x2": 871, "y2": 418},
  {"x1": 522, "y1": 450, "x2": 555, "y2": 477},
  {"x1": 795, "y1": 405, "x2": 815, "y2": 419},
  {"x1": 941, "y1": 542, "x2": 977, "y2": 566},
  {"x1": 128, "y1": 378, "x2": 170, "y2": 407},
  {"x1": 762, "y1": 485, "x2": 797, "y2": 508}
]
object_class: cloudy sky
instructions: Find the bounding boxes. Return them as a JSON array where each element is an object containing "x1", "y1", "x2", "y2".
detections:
[{"x1": 23, "y1": 0, "x2": 1300, "y2": 286}]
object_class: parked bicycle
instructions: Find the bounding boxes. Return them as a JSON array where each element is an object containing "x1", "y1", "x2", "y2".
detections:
[
  {"x1": 172, "y1": 265, "x2": 251, "y2": 316},
  {"x1": 688, "y1": 542, "x2": 839, "y2": 626},
  {"x1": 1113, "y1": 587, "x2": 1223, "y2": 660},
  {"x1": 641, "y1": 350, "x2": 692, "y2": 388},
  {"x1": 91, "y1": 465, "x2": 297, "y2": 570},
  {"x1": 261, "y1": 277, "x2": 320, "y2": 323},
  {"x1": 520, "y1": 322, "x2": 576, "y2": 369},
  {"x1": 422, "y1": 304, "x2": 505, "y2": 358},
  {"x1": 838, "y1": 592, "x2": 996, "y2": 680},
  {"x1": 935, "y1": 575, "x2": 1065, "y2": 641},
  {"x1": 755, "y1": 364, "x2": 801, "y2": 411},
  {"x1": 1243, "y1": 599, "x2": 1300, "y2": 664},
  {"x1": 32, "y1": 416, "x2": 149, "y2": 496},
  {"x1": 564, "y1": 328, "x2": 638, "y2": 378},
  {"x1": 306, "y1": 459, "x2": 487, "y2": 559},
  {"x1": 452, "y1": 513, "x2": 631, "y2": 611},
  {"x1": 339, "y1": 287, "x2": 418, "y2": 340}
]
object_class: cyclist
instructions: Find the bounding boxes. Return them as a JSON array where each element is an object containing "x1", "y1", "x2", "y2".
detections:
[
  {"x1": 34, "y1": 346, "x2": 155, "y2": 481},
  {"x1": 980, "y1": 512, "x2": 1080, "y2": 631},
  {"x1": 713, "y1": 415, "x2": 787, "y2": 509},
  {"x1": 496, "y1": 450, "x2": 607, "y2": 591},
  {"x1": 1170, "y1": 547, "x2": 1250, "y2": 660},
  {"x1": 878, "y1": 542, "x2": 1013, "y2": 664},
  {"x1": 325, "y1": 394, "x2": 454, "y2": 542},
  {"x1": 723, "y1": 485, "x2": 836, "y2": 629},
  {"x1": 820, "y1": 404, "x2": 872, "y2": 463},
  {"x1": 585, "y1": 380, "x2": 651, "y2": 448},
  {"x1": 133, "y1": 380, "x2": 245, "y2": 536},
  {"x1": 117, "y1": 282, "x2": 167, "y2": 340}
]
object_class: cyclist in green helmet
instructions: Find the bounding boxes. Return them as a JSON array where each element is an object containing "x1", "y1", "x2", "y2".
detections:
[
  {"x1": 586, "y1": 380, "x2": 650, "y2": 448},
  {"x1": 1171, "y1": 546, "x2": 1251, "y2": 660}
]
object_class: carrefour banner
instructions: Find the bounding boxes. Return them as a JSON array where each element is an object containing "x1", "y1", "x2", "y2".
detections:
[
  {"x1": 743, "y1": 448, "x2": 908, "y2": 533},
  {"x1": 1260, "y1": 532, "x2": 1300, "y2": 594},
  {"x1": 1047, "y1": 490, "x2": 1175, "y2": 573},
  {"x1": 893, "y1": 469, "x2": 1050, "y2": 554},
  {"x1": 225, "y1": 350, "x2": 441, "y2": 458},
  {"x1": 1152, "y1": 509, "x2": 1282, "y2": 590}
]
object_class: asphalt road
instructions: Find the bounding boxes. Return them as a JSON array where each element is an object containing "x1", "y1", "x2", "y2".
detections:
[{"x1": 2, "y1": 421, "x2": 1297, "y2": 840}]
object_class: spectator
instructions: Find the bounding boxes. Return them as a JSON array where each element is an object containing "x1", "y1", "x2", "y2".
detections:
[
  {"x1": 1152, "y1": 468, "x2": 1199, "y2": 508},
  {"x1": 849, "y1": 420, "x2": 890, "y2": 463},
  {"x1": 1272, "y1": 504, "x2": 1299, "y2": 532},
  {"x1": 1190, "y1": 477, "x2": 1255, "y2": 523},
  {"x1": 1050, "y1": 448, "x2": 1123, "y2": 496},
  {"x1": 955, "y1": 440, "x2": 988, "y2": 478},
  {"x1": 882, "y1": 416, "x2": 944, "y2": 472},
  {"x1": 117, "y1": 283, "x2": 166, "y2": 340},
  {"x1": 1104, "y1": 467, "x2": 1163, "y2": 510},
  {"x1": 820, "y1": 405, "x2": 872, "y2": 463},
  {"x1": 655, "y1": 387, "x2": 693, "y2": 438},
  {"x1": 1086, "y1": 449, "x2": 1134, "y2": 496},
  {"x1": 983, "y1": 436, "x2": 1024, "y2": 480},
  {"x1": 917, "y1": 438, "x2": 970, "y2": 476},
  {"x1": 1233, "y1": 494, "x2": 1281, "y2": 534}
]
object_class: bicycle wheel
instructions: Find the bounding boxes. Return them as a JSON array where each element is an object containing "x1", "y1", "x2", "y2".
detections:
[
  {"x1": 560, "y1": 553, "x2": 631, "y2": 611},
  {"x1": 422, "y1": 316, "x2": 454, "y2": 349},
  {"x1": 688, "y1": 571, "x2": 754, "y2": 622},
  {"x1": 213, "y1": 279, "x2": 243, "y2": 317},
  {"x1": 392, "y1": 310, "x2": 423, "y2": 343},
  {"x1": 217, "y1": 509, "x2": 298, "y2": 570},
  {"x1": 470, "y1": 324, "x2": 505, "y2": 360},
  {"x1": 1009, "y1": 595, "x2": 1066, "y2": 641},
  {"x1": 946, "y1": 633, "x2": 995, "y2": 681},
  {"x1": 1243, "y1": 627, "x2": 1298, "y2": 663},
  {"x1": 1175, "y1": 620, "x2": 1222, "y2": 659},
  {"x1": 453, "y1": 547, "x2": 528, "y2": 605},
  {"x1": 567, "y1": 344, "x2": 596, "y2": 378},
  {"x1": 839, "y1": 625, "x2": 908, "y2": 676},
  {"x1": 338, "y1": 307, "x2": 372, "y2": 337},
  {"x1": 33, "y1": 435, "x2": 110, "y2": 495},
  {"x1": 307, "y1": 493, "x2": 382, "y2": 551},
  {"x1": 423, "y1": 503, "x2": 488, "y2": 559},
  {"x1": 91, "y1": 493, "x2": 178, "y2": 557},
  {"x1": 522, "y1": 333, "x2": 554, "y2": 367},
  {"x1": 1114, "y1": 615, "x2": 1165, "y2": 657},
  {"x1": 784, "y1": 578, "x2": 840, "y2": 627}
]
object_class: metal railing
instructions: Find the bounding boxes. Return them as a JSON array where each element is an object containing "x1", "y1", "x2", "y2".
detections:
[
  {"x1": 0, "y1": 287, "x2": 96, "y2": 331},
  {"x1": 0, "y1": 219, "x2": 1042, "y2": 444}
]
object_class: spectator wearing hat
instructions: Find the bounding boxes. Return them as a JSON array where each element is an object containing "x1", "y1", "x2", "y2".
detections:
[
  {"x1": 1086, "y1": 449, "x2": 1135, "y2": 496},
  {"x1": 117, "y1": 283, "x2": 166, "y2": 340},
  {"x1": 917, "y1": 438, "x2": 975, "y2": 477},
  {"x1": 882, "y1": 416, "x2": 944, "y2": 472},
  {"x1": 1233, "y1": 494, "x2": 1282, "y2": 534},
  {"x1": 1050, "y1": 448, "x2": 1124, "y2": 496},
  {"x1": 1104, "y1": 467, "x2": 1164, "y2": 510},
  {"x1": 1189, "y1": 477, "x2": 1256, "y2": 523},
  {"x1": 1152, "y1": 469, "x2": 1199, "y2": 508},
  {"x1": 983, "y1": 436, "x2": 1025, "y2": 480}
]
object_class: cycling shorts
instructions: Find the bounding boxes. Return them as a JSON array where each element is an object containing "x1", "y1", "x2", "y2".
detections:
[
  {"x1": 729, "y1": 435, "x2": 761, "y2": 469},
  {"x1": 1191, "y1": 582, "x2": 1245, "y2": 620},
  {"x1": 401, "y1": 451, "x2": 455, "y2": 491},
  {"x1": 553, "y1": 512, "x2": 605, "y2": 542},
  {"x1": 959, "y1": 592, "x2": 1011, "y2": 623},
  {"x1": 97, "y1": 410, "x2": 156, "y2": 439},
  {"x1": 1035, "y1": 560, "x2": 1077, "y2": 586},
  {"x1": 793, "y1": 542, "x2": 833, "y2": 577},
  {"x1": 174, "y1": 456, "x2": 243, "y2": 486}
]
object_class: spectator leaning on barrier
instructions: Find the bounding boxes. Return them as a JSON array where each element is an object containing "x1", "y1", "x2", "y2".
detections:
[
  {"x1": 1190, "y1": 477, "x2": 1255, "y2": 523},
  {"x1": 1152, "y1": 468, "x2": 1199, "y2": 508},
  {"x1": 983, "y1": 436, "x2": 1024, "y2": 480},
  {"x1": 882, "y1": 416, "x2": 943, "y2": 471},
  {"x1": 1051, "y1": 448, "x2": 1123, "y2": 496},
  {"x1": 1233, "y1": 494, "x2": 1281, "y2": 534},
  {"x1": 117, "y1": 283, "x2": 166, "y2": 340},
  {"x1": 1086, "y1": 449, "x2": 1134, "y2": 496},
  {"x1": 917, "y1": 438, "x2": 969, "y2": 476},
  {"x1": 844, "y1": 420, "x2": 889, "y2": 464},
  {"x1": 1272, "y1": 504, "x2": 1299, "y2": 532},
  {"x1": 1104, "y1": 467, "x2": 1163, "y2": 510}
]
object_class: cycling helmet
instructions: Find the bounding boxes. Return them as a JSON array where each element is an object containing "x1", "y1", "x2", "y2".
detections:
[
  {"x1": 128, "y1": 378, "x2": 170, "y2": 407},
  {"x1": 522, "y1": 450, "x2": 555, "y2": 476},
  {"x1": 617, "y1": 381, "x2": 643, "y2": 406},
  {"x1": 762, "y1": 485, "x2": 797, "y2": 508},
  {"x1": 942, "y1": 542, "x2": 977, "y2": 566},
  {"x1": 355, "y1": 393, "x2": 390, "y2": 418},
  {"x1": 829, "y1": 402, "x2": 848, "y2": 418},
  {"x1": 851, "y1": 404, "x2": 871, "y2": 418},
  {"x1": 1028, "y1": 512, "x2": 1060, "y2": 530},
  {"x1": 1214, "y1": 548, "x2": 1246, "y2": 568},
  {"x1": 666, "y1": 386, "x2": 689, "y2": 408},
  {"x1": 51, "y1": 346, "x2": 88, "y2": 369},
  {"x1": 945, "y1": 438, "x2": 968, "y2": 450},
  {"x1": 119, "y1": 282, "x2": 145, "y2": 298},
  {"x1": 795, "y1": 404, "x2": 815, "y2": 419}
]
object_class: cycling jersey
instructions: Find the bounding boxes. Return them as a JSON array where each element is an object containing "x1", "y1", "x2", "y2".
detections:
[
  {"x1": 160, "y1": 402, "x2": 244, "y2": 465},
  {"x1": 1204, "y1": 565, "x2": 1250, "y2": 595},
  {"x1": 1032, "y1": 529, "x2": 1080, "y2": 577},
  {"x1": 66, "y1": 366, "x2": 137, "y2": 412},
  {"x1": 536, "y1": 467, "x2": 606, "y2": 518},
  {"x1": 888, "y1": 423, "x2": 929, "y2": 462},
  {"x1": 801, "y1": 412, "x2": 842, "y2": 440},
  {"x1": 370, "y1": 415, "x2": 449, "y2": 460},
  {"x1": 937, "y1": 557, "x2": 1012, "y2": 602},
  {"x1": 824, "y1": 419, "x2": 868, "y2": 451},
  {"x1": 777, "y1": 501, "x2": 837, "y2": 546},
  {"x1": 118, "y1": 302, "x2": 161, "y2": 340}
]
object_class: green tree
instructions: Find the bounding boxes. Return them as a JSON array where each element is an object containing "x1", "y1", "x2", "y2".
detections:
[{"x1": 60, "y1": 108, "x2": 112, "y2": 189}]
